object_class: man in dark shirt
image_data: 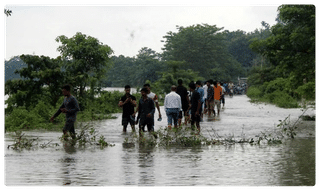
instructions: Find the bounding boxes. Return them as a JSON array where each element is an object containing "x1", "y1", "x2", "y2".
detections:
[
  {"x1": 188, "y1": 82, "x2": 201, "y2": 132},
  {"x1": 118, "y1": 85, "x2": 136, "y2": 132},
  {"x1": 206, "y1": 79, "x2": 215, "y2": 117},
  {"x1": 135, "y1": 88, "x2": 155, "y2": 135},
  {"x1": 176, "y1": 79, "x2": 190, "y2": 126},
  {"x1": 50, "y1": 84, "x2": 80, "y2": 139}
]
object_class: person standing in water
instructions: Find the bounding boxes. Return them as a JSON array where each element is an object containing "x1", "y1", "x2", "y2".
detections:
[
  {"x1": 188, "y1": 82, "x2": 201, "y2": 132},
  {"x1": 213, "y1": 81, "x2": 222, "y2": 117},
  {"x1": 143, "y1": 84, "x2": 162, "y2": 120},
  {"x1": 164, "y1": 85, "x2": 182, "y2": 129},
  {"x1": 118, "y1": 85, "x2": 137, "y2": 132},
  {"x1": 135, "y1": 88, "x2": 156, "y2": 135},
  {"x1": 50, "y1": 84, "x2": 80, "y2": 140},
  {"x1": 206, "y1": 79, "x2": 214, "y2": 117},
  {"x1": 195, "y1": 81, "x2": 204, "y2": 121},
  {"x1": 203, "y1": 80, "x2": 208, "y2": 114},
  {"x1": 176, "y1": 79, "x2": 190, "y2": 126},
  {"x1": 219, "y1": 82, "x2": 226, "y2": 108}
]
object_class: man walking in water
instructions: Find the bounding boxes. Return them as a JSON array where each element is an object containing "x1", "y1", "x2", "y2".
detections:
[
  {"x1": 219, "y1": 82, "x2": 226, "y2": 107},
  {"x1": 176, "y1": 79, "x2": 190, "y2": 126},
  {"x1": 135, "y1": 88, "x2": 156, "y2": 137},
  {"x1": 206, "y1": 80, "x2": 214, "y2": 117},
  {"x1": 188, "y1": 82, "x2": 201, "y2": 133},
  {"x1": 143, "y1": 84, "x2": 162, "y2": 120},
  {"x1": 50, "y1": 84, "x2": 80, "y2": 140},
  {"x1": 118, "y1": 85, "x2": 136, "y2": 132},
  {"x1": 213, "y1": 81, "x2": 222, "y2": 117},
  {"x1": 203, "y1": 80, "x2": 208, "y2": 114},
  {"x1": 164, "y1": 85, "x2": 182, "y2": 129},
  {"x1": 195, "y1": 81, "x2": 204, "y2": 121}
]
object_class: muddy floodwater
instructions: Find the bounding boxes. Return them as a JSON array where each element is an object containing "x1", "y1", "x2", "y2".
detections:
[{"x1": 4, "y1": 95, "x2": 315, "y2": 186}]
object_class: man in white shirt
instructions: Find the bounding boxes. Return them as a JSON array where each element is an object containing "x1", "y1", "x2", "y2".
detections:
[{"x1": 164, "y1": 85, "x2": 182, "y2": 129}]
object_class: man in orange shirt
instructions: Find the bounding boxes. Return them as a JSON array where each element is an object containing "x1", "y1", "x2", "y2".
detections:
[{"x1": 213, "y1": 81, "x2": 222, "y2": 117}]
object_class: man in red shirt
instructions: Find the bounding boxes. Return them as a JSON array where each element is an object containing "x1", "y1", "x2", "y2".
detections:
[{"x1": 213, "y1": 81, "x2": 222, "y2": 117}]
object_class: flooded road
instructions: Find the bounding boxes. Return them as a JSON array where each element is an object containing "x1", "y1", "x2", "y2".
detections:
[{"x1": 4, "y1": 95, "x2": 315, "y2": 186}]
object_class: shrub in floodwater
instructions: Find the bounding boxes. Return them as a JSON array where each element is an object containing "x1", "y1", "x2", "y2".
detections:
[
  {"x1": 121, "y1": 121, "x2": 302, "y2": 149},
  {"x1": 277, "y1": 115, "x2": 296, "y2": 139},
  {"x1": 7, "y1": 131, "x2": 38, "y2": 150},
  {"x1": 123, "y1": 137, "x2": 135, "y2": 148},
  {"x1": 98, "y1": 135, "x2": 111, "y2": 148},
  {"x1": 139, "y1": 135, "x2": 157, "y2": 148},
  {"x1": 122, "y1": 126, "x2": 215, "y2": 148},
  {"x1": 61, "y1": 121, "x2": 115, "y2": 148},
  {"x1": 254, "y1": 109, "x2": 309, "y2": 144}
]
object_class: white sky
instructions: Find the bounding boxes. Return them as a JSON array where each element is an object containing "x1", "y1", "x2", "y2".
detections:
[{"x1": 3, "y1": 1, "x2": 284, "y2": 60}]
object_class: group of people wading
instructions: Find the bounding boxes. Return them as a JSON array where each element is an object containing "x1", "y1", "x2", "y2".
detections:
[
  {"x1": 118, "y1": 79, "x2": 226, "y2": 135},
  {"x1": 49, "y1": 80, "x2": 226, "y2": 139}
]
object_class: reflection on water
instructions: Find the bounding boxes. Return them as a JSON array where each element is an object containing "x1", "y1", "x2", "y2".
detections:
[
  {"x1": 60, "y1": 144, "x2": 76, "y2": 185},
  {"x1": 137, "y1": 146, "x2": 156, "y2": 186},
  {"x1": 5, "y1": 95, "x2": 315, "y2": 186}
]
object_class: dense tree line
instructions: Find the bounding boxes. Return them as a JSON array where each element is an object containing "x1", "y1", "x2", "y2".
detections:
[
  {"x1": 5, "y1": 4, "x2": 315, "y2": 118},
  {"x1": 247, "y1": 5, "x2": 315, "y2": 107}
]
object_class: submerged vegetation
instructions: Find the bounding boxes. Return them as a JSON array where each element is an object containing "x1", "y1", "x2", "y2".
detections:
[
  {"x1": 60, "y1": 121, "x2": 115, "y2": 148},
  {"x1": 7, "y1": 106, "x2": 311, "y2": 151},
  {"x1": 7, "y1": 121, "x2": 115, "y2": 151},
  {"x1": 123, "y1": 111, "x2": 307, "y2": 149}
]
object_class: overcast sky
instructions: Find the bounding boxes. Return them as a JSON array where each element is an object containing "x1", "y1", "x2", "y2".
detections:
[{"x1": 4, "y1": 2, "x2": 283, "y2": 61}]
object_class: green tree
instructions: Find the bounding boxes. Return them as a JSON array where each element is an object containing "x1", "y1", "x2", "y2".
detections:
[
  {"x1": 5, "y1": 55, "x2": 65, "y2": 111},
  {"x1": 224, "y1": 30, "x2": 260, "y2": 76},
  {"x1": 152, "y1": 60, "x2": 204, "y2": 94},
  {"x1": 248, "y1": 5, "x2": 315, "y2": 104},
  {"x1": 104, "y1": 55, "x2": 136, "y2": 87},
  {"x1": 162, "y1": 24, "x2": 243, "y2": 80},
  {"x1": 132, "y1": 47, "x2": 164, "y2": 86},
  {"x1": 56, "y1": 32, "x2": 113, "y2": 99}
]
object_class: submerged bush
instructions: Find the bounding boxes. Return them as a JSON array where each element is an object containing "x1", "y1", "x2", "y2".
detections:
[{"x1": 62, "y1": 121, "x2": 115, "y2": 148}]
